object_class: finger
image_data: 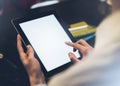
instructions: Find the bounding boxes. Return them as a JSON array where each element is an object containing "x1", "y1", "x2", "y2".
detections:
[
  {"x1": 77, "y1": 39, "x2": 93, "y2": 52},
  {"x1": 65, "y1": 41, "x2": 84, "y2": 50},
  {"x1": 68, "y1": 52, "x2": 80, "y2": 63},
  {"x1": 17, "y1": 34, "x2": 26, "y2": 59},
  {"x1": 65, "y1": 42, "x2": 79, "y2": 49},
  {"x1": 65, "y1": 42, "x2": 77, "y2": 51},
  {"x1": 65, "y1": 41, "x2": 87, "y2": 54},
  {"x1": 65, "y1": 41, "x2": 74, "y2": 47},
  {"x1": 26, "y1": 45, "x2": 34, "y2": 58},
  {"x1": 76, "y1": 39, "x2": 90, "y2": 46}
]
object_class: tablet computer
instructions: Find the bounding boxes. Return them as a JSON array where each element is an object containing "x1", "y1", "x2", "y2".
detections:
[{"x1": 12, "y1": 11, "x2": 81, "y2": 78}]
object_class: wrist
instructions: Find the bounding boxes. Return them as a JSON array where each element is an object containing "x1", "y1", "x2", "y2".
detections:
[{"x1": 29, "y1": 72, "x2": 46, "y2": 86}]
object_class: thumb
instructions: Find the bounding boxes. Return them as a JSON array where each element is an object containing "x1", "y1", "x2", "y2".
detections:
[{"x1": 68, "y1": 52, "x2": 80, "y2": 63}]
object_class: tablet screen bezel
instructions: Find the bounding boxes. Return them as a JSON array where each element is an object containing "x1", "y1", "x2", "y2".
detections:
[{"x1": 12, "y1": 11, "x2": 81, "y2": 78}]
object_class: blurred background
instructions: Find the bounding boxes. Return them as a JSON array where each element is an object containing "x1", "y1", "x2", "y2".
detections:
[{"x1": 0, "y1": 0, "x2": 111, "y2": 86}]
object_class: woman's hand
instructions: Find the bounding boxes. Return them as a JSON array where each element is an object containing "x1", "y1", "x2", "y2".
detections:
[
  {"x1": 65, "y1": 39, "x2": 94, "y2": 63},
  {"x1": 17, "y1": 34, "x2": 45, "y2": 86}
]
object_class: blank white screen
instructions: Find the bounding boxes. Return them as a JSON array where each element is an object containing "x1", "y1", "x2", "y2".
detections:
[{"x1": 19, "y1": 15, "x2": 80, "y2": 71}]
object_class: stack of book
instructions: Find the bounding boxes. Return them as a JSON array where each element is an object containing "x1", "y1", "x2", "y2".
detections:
[{"x1": 69, "y1": 21, "x2": 96, "y2": 41}]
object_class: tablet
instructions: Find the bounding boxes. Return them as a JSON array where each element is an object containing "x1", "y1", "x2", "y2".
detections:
[{"x1": 12, "y1": 11, "x2": 81, "y2": 78}]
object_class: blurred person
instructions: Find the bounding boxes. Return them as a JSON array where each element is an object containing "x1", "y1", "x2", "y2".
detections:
[{"x1": 17, "y1": 0, "x2": 120, "y2": 86}]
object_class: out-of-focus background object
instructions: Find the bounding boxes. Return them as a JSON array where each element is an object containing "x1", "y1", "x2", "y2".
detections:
[
  {"x1": 98, "y1": 0, "x2": 111, "y2": 16},
  {"x1": 31, "y1": 0, "x2": 60, "y2": 9},
  {"x1": 0, "y1": 53, "x2": 3, "y2": 59},
  {"x1": 107, "y1": 0, "x2": 112, "y2": 5},
  {"x1": 69, "y1": 21, "x2": 96, "y2": 41}
]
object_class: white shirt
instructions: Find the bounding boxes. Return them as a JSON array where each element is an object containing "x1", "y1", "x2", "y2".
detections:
[{"x1": 38, "y1": 11, "x2": 120, "y2": 86}]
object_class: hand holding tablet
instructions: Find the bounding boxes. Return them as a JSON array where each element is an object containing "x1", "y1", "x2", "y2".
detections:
[{"x1": 12, "y1": 11, "x2": 81, "y2": 78}]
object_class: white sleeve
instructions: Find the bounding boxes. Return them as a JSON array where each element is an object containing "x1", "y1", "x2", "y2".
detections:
[{"x1": 47, "y1": 44, "x2": 120, "y2": 86}]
